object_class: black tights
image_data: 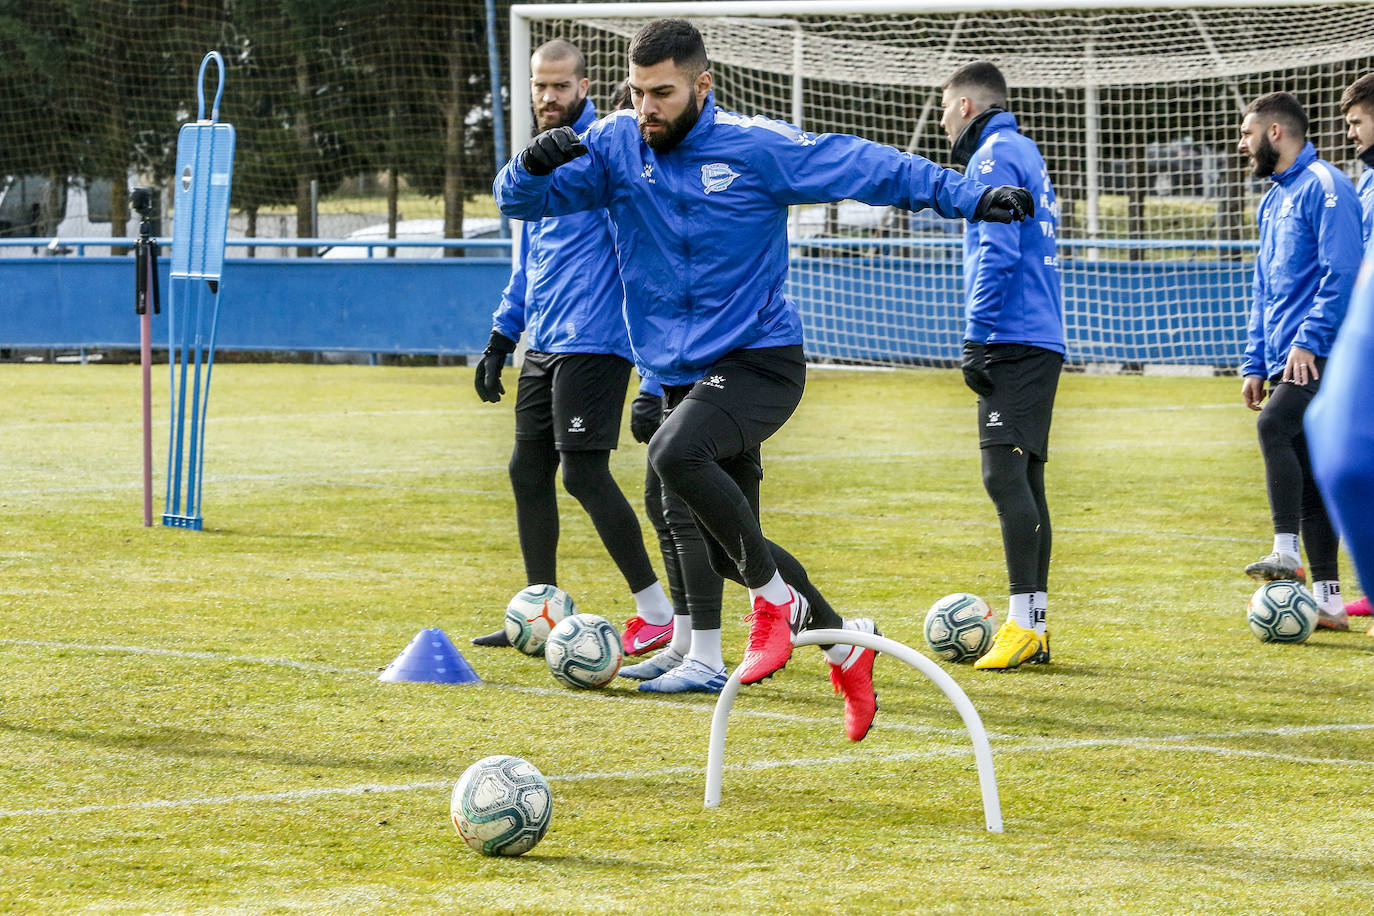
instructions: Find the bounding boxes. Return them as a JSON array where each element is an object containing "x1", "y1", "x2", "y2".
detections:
[
  {"x1": 1256, "y1": 380, "x2": 1340, "y2": 581},
  {"x1": 981, "y1": 444, "x2": 1051, "y2": 595},
  {"x1": 644, "y1": 461, "x2": 724, "y2": 630},
  {"x1": 507, "y1": 439, "x2": 657, "y2": 592}
]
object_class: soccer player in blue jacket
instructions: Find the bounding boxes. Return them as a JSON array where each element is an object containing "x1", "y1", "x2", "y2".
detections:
[
  {"x1": 471, "y1": 40, "x2": 676, "y2": 655},
  {"x1": 1330, "y1": 73, "x2": 1374, "y2": 622},
  {"x1": 1305, "y1": 229, "x2": 1374, "y2": 635},
  {"x1": 1236, "y1": 92, "x2": 1363, "y2": 630},
  {"x1": 496, "y1": 19, "x2": 1033, "y2": 740},
  {"x1": 938, "y1": 62, "x2": 1065, "y2": 670}
]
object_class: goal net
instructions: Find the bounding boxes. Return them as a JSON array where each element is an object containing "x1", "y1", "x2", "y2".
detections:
[{"x1": 513, "y1": 0, "x2": 1374, "y2": 368}]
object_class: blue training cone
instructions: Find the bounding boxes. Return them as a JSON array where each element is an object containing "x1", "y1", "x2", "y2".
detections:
[{"x1": 379, "y1": 628, "x2": 481, "y2": 684}]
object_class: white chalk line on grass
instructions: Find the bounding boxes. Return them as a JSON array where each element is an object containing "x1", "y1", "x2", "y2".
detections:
[
  {"x1": 2, "y1": 638, "x2": 1372, "y2": 821},
  {"x1": 1, "y1": 724, "x2": 1371, "y2": 822}
]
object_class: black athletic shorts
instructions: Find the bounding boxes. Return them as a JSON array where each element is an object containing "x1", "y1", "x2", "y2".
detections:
[
  {"x1": 514, "y1": 351, "x2": 633, "y2": 451},
  {"x1": 661, "y1": 344, "x2": 806, "y2": 464},
  {"x1": 977, "y1": 343, "x2": 1063, "y2": 461}
]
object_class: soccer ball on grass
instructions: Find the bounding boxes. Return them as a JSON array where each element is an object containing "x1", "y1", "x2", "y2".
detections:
[
  {"x1": 450, "y1": 755, "x2": 552, "y2": 857},
  {"x1": 504, "y1": 584, "x2": 575, "y2": 655},
  {"x1": 545, "y1": 613, "x2": 623, "y2": 688},
  {"x1": 923, "y1": 593, "x2": 995, "y2": 662},
  {"x1": 1247, "y1": 580, "x2": 1318, "y2": 643}
]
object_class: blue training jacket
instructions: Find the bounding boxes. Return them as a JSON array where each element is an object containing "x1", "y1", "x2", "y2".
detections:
[
  {"x1": 1243, "y1": 143, "x2": 1363, "y2": 379},
  {"x1": 961, "y1": 111, "x2": 1065, "y2": 354},
  {"x1": 1357, "y1": 163, "x2": 1374, "y2": 245},
  {"x1": 492, "y1": 101, "x2": 630, "y2": 359},
  {"x1": 495, "y1": 91, "x2": 993, "y2": 385},
  {"x1": 1305, "y1": 244, "x2": 1374, "y2": 587}
]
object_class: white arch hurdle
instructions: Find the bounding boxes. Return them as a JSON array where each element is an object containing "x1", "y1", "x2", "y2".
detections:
[{"x1": 704, "y1": 628, "x2": 1003, "y2": 833}]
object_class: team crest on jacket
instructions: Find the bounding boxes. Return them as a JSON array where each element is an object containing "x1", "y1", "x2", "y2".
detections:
[{"x1": 701, "y1": 163, "x2": 741, "y2": 193}]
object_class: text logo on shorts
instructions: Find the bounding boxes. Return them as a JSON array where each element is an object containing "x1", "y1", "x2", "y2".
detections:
[
  {"x1": 568, "y1": 417, "x2": 585, "y2": 434},
  {"x1": 986, "y1": 411, "x2": 1003, "y2": 428}
]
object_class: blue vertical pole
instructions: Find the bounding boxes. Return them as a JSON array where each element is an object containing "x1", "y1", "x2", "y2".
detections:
[{"x1": 485, "y1": 0, "x2": 509, "y2": 239}]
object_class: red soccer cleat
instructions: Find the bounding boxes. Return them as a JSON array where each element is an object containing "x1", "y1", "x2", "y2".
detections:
[
  {"x1": 1345, "y1": 595, "x2": 1372, "y2": 617},
  {"x1": 829, "y1": 619, "x2": 879, "y2": 742},
  {"x1": 736, "y1": 586, "x2": 807, "y2": 684}
]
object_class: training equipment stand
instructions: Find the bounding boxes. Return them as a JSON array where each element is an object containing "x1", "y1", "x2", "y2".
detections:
[
  {"x1": 704, "y1": 628, "x2": 1003, "y2": 833},
  {"x1": 163, "y1": 51, "x2": 236, "y2": 530}
]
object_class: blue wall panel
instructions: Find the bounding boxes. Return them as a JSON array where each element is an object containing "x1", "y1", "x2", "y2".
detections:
[{"x1": 1, "y1": 257, "x2": 510, "y2": 354}]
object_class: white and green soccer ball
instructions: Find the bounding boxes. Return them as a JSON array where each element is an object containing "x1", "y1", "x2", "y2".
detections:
[
  {"x1": 544, "y1": 613, "x2": 623, "y2": 688},
  {"x1": 923, "y1": 593, "x2": 995, "y2": 662},
  {"x1": 1247, "y1": 580, "x2": 1318, "y2": 643},
  {"x1": 503, "y1": 584, "x2": 575, "y2": 656},
  {"x1": 450, "y1": 755, "x2": 552, "y2": 857}
]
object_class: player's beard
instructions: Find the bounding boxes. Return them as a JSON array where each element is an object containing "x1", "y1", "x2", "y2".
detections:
[
  {"x1": 535, "y1": 95, "x2": 586, "y2": 132},
  {"x1": 1250, "y1": 134, "x2": 1281, "y2": 178},
  {"x1": 640, "y1": 94, "x2": 701, "y2": 153}
]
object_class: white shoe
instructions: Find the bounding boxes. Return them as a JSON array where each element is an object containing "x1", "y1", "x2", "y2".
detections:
[
  {"x1": 618, "y1": 647, "x2": 683, "y2": 680},
  {"x1": 1316, "y1": 605, "x2": 1350, "y2": 631}
]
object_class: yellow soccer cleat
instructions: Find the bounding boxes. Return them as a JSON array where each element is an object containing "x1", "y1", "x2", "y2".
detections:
[{"x1": 974, "y1": 620, "x2": 1045, "y2": 670}]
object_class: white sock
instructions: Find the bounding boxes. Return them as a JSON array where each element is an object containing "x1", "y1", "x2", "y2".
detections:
[
  {"x1": 1313, "y1": 580, "x2": 1342, "y2": 613},
  {"x1": 1272, "y1": 533, "x2": 1300, "y2": 563},
  {"x1": 668, "y1": 613, "x2": 692, "y2": 654},
  {"x1": 632, "y1": 581, "x2": 674, "y2": 625},
  {"x1": 823, "y1": 618, "x2": 871, "y2": 665},
  {"x1": 748, "y1": 571, "x2": 792, "y2": 609},
  {"x1": 1032, "y1": 591, "x2": 1048, "y2": 636},
  {"x1": 686, "y1": 628, "x2": 724, "y2": 670},
  {"x1": 1008, "y1": 593, "x2": 1034, "y2": 630}
]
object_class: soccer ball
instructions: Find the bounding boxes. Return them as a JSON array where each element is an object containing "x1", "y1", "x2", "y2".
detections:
[
  {"x1": 504, "y1": 584, "x2": 575, "y2": 655},
  {"x1": 544, "y1": 613, "x2": 623, "y2": 688},
  {"x1": 1247, "y1": 580, "x2": 1318, "y2": 643},
  {"x1": 450, "y1": 755, "x2": 552, "y2": 857},
  {"x1": 923, "y1": 593, "x2": 995, "y2": 662}
]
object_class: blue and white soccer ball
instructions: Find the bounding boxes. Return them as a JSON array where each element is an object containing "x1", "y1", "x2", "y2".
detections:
[
  {"x1": 504, "y1": 584, "x2": 575, "y2": 656},
  {"x1": 1247, "y1": 580, "x2": 1318, "y2": 643},
  {"x1": 450, "y1": 755, "x2": 552, "y2": 857},
  {"x1": 544, "y1": 613, "x2": 623, "y2": 688},
  {"x1": 923, "y1": 593, "x2": 995, "y2": 662}
]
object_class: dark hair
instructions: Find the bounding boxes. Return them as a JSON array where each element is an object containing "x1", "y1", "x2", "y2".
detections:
[
  {"x1": 942, "y1": 61, "x2": 1007, "y2": 108},
  {"x1": 1245, "y1": 91, "x2": 1308, "y2": 138},
  {"x1": 628, "y1": 18, "x2": 708, "y2": 74},
  {"x1": 610, "y1": 79, "x2": 633, "y2": 111},
  {"x1": 533, "y1": 39, "x2": 586, "y2": 79},
  {"x1": 1340, "y1": 73, "x2": 1374, "y2": 115}
]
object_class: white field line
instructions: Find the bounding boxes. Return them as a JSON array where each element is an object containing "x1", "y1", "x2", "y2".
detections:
[
  {"x1": 1, "y1": 726, "x2": 1370, "y2": 821},
  {"x1": 0, "y1": 638, "x2": 1371, "y2": 821}
]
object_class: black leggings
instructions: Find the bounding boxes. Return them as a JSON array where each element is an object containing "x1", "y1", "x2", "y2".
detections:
[
  {"x1": 1257, "y1": 377, "x2": 1340, "y2": 581},
  {"x1": 508, "y1": 438, "x2": 658, "y2": 592},
  {"x1": 981, "y1": 444, "x2": 1051, "y2": 595},
  {"x1": 648, "y1": 351, "x2": 841, "y2": 631},
  {"x1": 644, "y1": 460, "x2": 724, "y2": 629}
]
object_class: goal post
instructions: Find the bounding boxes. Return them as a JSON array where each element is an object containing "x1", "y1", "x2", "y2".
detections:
[{"x1": 509, "y1": 0, "x2": 1374, "y2": 368}]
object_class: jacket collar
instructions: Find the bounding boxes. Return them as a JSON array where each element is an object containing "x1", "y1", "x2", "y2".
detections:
[
  {"x1": 675, "y1": 90, "x2": 717, "y2": 151},
  {"x1": 1360, "y1": 144, "x2": 1374, "y2": 170},
  {"x1": 571, "y1": 97, "x2": 597, "y2": 133},
  {"x1": 1271, "y1": 141, "x2": 1317, "y2": 184},
  {"x1": 950, "y1": 107, "x2": 1010, "y2": 168}
]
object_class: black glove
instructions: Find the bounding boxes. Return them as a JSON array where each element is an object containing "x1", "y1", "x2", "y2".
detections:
[
  {"x1": 629, "y1": 392, "x2": 664, "y2": 444},
  {"x1": 961, "y1": 341, "x2": 995, "y2": 397},
  {"x1": 474, "y1": 331, "x2": 517, "y2": 403},
  {"x1": 520, "y1": 126, "x2": 588, "y2": 176},
  {"x1": 974, "y1": 186, "x2": 1035, "y2": 223}
]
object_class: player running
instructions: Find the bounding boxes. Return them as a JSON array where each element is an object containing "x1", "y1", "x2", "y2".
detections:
[{"x1": 495, "y1": 19, "x2": 1033, "y2": 739}]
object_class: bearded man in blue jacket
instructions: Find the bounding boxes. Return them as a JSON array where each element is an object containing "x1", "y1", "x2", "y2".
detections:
[
  {"x1": 1340, "y1": 74, "x2": 1374, "y2": 245},
  {"x1": 472, "y1": 40, "x2": 677, "y2": 655},
  {"x1": 938, "y1": 61, "x2": 1065, "y2": 671},
  {"x1": 1237, "y1": 91, "x2": 1363, "y2": 630},
  {"x1": 495, "y1": 19, "x2": 1033, "y2": 741}
]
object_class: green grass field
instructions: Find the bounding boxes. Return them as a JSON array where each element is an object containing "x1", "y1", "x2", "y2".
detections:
[{"x1": 2, "y1": 364, "x2": 1372, "y2": 914}]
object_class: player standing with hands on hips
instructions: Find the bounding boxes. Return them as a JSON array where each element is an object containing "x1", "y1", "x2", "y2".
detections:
[
  {"x1": 939, "y1": 62, "x2": 1065, "y2": 670},
  {"x1": 471, "y1": 40, "x2": 676, "y2": 655},
  {"x1": 496, "y1": 19, "x2": 1034, "y2": 739},
  {"x1": 1236, "y1": 92, "x2": 1362, "y2": 630}
]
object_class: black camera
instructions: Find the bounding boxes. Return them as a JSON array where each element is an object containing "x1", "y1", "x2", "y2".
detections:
[{"x1": 130, "y1": 186, "x2": 155, "y2": 218}]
